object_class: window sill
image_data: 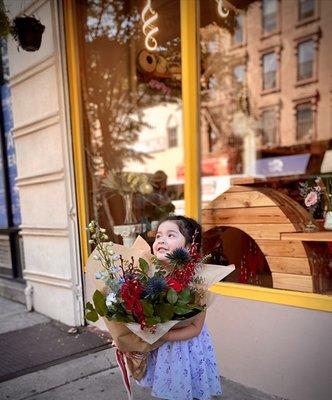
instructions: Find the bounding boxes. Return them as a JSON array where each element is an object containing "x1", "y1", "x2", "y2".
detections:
[
  {"x1": 261, "y1": 87, "x2": 280, "y2": 96},
  {"x1": 295, "y1": 77, "x2": 318, "y2": 87},
  {"x1": 296, "y1": 16, "x2": 320, "y2": 29},
  {"x1": 209, "y1": 282, "x2": 332, "y2": 312},
  {"x1": 260, "y1": 30, "x2": 280, "y2": 41}
]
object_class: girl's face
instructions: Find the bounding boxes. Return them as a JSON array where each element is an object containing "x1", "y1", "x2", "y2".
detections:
[{"x1": 153, "y1": 221, "x2": 186, "y2": 263}]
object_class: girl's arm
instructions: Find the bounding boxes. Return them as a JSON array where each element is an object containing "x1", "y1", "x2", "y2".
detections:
[{"x1": 163, "y1": 311, "x2": 206, "y2": 342}]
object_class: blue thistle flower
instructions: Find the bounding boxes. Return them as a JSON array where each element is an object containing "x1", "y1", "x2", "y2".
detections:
[
  {"x1": 143, "y1": 276, "x2": 168, "y2": 296},
  {"x1": 166, "y1": 247, "x2": 191, "y2": 269}
]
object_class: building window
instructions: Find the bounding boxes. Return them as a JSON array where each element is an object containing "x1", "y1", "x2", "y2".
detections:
[
  {"x1": 298, "y1": 0, "x2": 315, "y2": 21},
  {"x1": 233, "y1": 15, "x2": 244, "y2": 44},
  {"x1": 167, "y1": 126, "x2": 178, "y2": 148},
  {"x1": 262, "y1": 0, "x2": 278, "y2": 34},
  {"x1": 261, "y1": 109, "x2": 277, "y2": 146},
  {"x1": 296, "y1": 103, "x2": 313, "y2": 140},
  {"x1": 297, "y1": 40, "x2": 314, "y2": 81},
  {"x1": 233, "y1": 65, "x2": 245, "y2": 84},
  {"x1": 262, "y1": 52, "x2": 276, "y2": 90}
]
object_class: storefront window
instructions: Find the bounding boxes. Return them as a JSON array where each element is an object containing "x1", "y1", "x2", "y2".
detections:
[
  {"x1": 75, "y1": 0, "x2": 183, "y2": 241},
  {"x1": 199, "y1": 0, "x2": 332, "y2": 294}
]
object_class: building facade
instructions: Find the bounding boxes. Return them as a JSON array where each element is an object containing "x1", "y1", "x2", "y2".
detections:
[{"x1": 1, "y1": 1, "x2": 331, "y2": 399}]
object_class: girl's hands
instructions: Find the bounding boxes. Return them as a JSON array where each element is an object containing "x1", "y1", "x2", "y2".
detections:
[{"x1": 163, "y1": 311, "x2": 206, "y2": 342}]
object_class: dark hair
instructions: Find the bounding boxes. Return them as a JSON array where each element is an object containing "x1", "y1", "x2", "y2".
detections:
[{"x1": 156, "y1": 215, "x2": 202, "y2": 248}]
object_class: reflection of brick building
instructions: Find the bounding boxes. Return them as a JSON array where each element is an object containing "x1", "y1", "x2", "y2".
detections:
[{"x1": 202, "y1": 0, "x2": 332, "y2": 166}]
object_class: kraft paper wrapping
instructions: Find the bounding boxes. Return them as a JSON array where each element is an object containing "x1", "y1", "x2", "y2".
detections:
[{"x1": 85, "y1": 236, "x2": 235, "y2": 346}]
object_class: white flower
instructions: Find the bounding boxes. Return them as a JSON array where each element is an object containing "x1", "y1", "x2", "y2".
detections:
[
  {"x1": 93, "y1": 255, "x2": 100, "y2": 260},
  {"x1": 95, "y1": 272, "x2": 102, "y2": 279},
  {"x1": 88, "y1": 239, "x2": 94, "y2": 244},
  {"x1": 100, "y1": 228, "x2": 106, "y2": 233},
  {"x1": 106, "y1": 293, "x2": 117, "y2": 307}
]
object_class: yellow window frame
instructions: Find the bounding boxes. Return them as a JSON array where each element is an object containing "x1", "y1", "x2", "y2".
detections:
[{"x1": 63, "y1": 0, "x2": 332, "y2": 312}]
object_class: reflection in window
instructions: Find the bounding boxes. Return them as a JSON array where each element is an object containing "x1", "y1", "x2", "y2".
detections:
[
  {"x1": 233, "y1": 15, "x2": 244, "y2": 44},
  {"x1": 262, "y1": 0, "x2": 278, "y2": 33},
  {"x1": 296, "y1": 103, "x2": 313, "y2": 140},
  {"x1": 298, "y1": 40, "x2": 314, "y2": 81},
  {"x1": 233, "y1": 65, "x2": 245, "y2": 84},
  {"x1": 167, "y1": 126, "x2": 178, "y2": 148},
  {"x1": 262, "y1": 52, "x2": 276, "y2": 90},
  {"x1": 299, "y1": 0, "x2": 315, "y2": 20},
  {"x1": 261, "y1": 109, "x2": 277, "y2": 146},
  {"x1": 208, "y1": 125, "x2": 218, "y2": 153}
]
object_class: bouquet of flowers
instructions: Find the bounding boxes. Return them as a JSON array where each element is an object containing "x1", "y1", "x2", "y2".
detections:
[
  {"x1": 84, "y1": 221, "x2": 234, "y2": 382},
  {"x1": 299, "y1": 179, "x2": 322, "y2": 232},
  {"x1": 86, "y1": 220, "x2": 233, "y2": 336}
]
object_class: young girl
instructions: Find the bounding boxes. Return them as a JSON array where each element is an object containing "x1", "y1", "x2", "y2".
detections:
[{"x1": 137, "y1": 215, "x2": 222, "y2": 400}]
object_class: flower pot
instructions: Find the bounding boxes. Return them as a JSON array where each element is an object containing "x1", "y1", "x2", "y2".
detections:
[
  {"x1": 12, "y1": 16, "x2": 45, "y2": 52},
  {"x1": 324, "y1": 211, "x2": 332, "y2": 230}
]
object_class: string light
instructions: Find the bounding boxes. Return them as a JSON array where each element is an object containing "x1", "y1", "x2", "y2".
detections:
[
  {"x1": 141, "y1": 0, "x2": 159, "y2": 51},
  {"x1": 216, "y1": 0, "x2": 230, "y2": 18}
]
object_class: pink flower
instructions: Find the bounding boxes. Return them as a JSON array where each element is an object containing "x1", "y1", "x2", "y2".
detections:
[{"x1": 305, "y1": 191, "x2": 318, "y2": 207}]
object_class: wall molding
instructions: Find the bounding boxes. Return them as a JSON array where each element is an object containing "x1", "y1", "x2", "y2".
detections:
[
  {"x1": 13, "y1": 112, "x2": 60, "y2": 139},
  {"x1": 23, "y1": 269, "x2": 73, "y2": 289},
  {"x1": 10, "y1": 55, "x2": 55, "y2": 88},
  {"x1": 16, "y1": 170, "x2": 64, "y2": 187},
  {"x1": 21, "y1": 226, "x2": 69, "y2": 237}
]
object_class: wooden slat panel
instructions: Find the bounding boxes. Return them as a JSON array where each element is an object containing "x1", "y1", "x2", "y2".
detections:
[
  {"x1": 267, "y1": 256, "x2": 311, "y2": 275},
  {"x1": 281, "y1": 232, "x2": 332, "y2": 242},
  {"x1": 202, "y1": 207, "x2": 290, "y2": 224},
  {"x1": 204, "y1": 191, "x2": 277, "y2": 209},
  {"x1": 202, "y1": 223, "x2": 296, "y2": 239},
  {"x1": 272, "y1": 273, "x2": 314, "y2": 293},
  {"x1": 256, "y1": 239, "x2": 307, "y2": 257},
  {"x1": 227, "y1": 185, "x2": 256, "y2": 193}
]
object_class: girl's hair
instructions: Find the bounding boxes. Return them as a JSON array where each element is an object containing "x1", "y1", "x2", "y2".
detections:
[{"x1": 156, "y1": 215, "x2": 202, "y2": 248}]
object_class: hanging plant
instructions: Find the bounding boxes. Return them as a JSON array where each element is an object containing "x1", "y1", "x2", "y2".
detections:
[
  {"x1": 0, "y1": 4, "x2": 11, "y2": 37},
  {"x1": 11, "y1": 15, "x2": 45, "y2": 52}
]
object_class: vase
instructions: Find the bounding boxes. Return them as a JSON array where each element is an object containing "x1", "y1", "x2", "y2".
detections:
[
  {"x1": 304, "y1": 210, "x2": 319, "y2": 232},
  {"x1": 123, "y1": 193, "x2": 136, "y2": 225},
  {"x1": 324, "y1": 211, "x2": 332, "y2": 230},
  {"x1": 113, "y1": 223, "x2": 146, "y2": 247}
]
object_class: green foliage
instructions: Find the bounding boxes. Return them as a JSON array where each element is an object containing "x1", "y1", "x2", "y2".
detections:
[
  {"x1": 167, "y1": 288, "x2": 178, "y2": 304},
  {"x1": 139, "y1": 258, "x2": 149, "y2": 275},
  {"x1": 93, "y1": 290, "x2": 108, "y2": 316}
]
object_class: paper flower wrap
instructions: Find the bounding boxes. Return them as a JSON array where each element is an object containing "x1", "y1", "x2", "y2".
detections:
[{"x1": 85, "y1": 235, "x2": 234, "y2": 379}]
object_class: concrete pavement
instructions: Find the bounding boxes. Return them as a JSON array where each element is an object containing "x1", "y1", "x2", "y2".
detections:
[{"x1": 0, "y1": 296, "x2": 286, "y2": 400}]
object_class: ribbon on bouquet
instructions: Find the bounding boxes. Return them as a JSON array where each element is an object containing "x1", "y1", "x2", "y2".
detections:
[{"x1": 115, "y1": 348, "x2": 133, "y2": 400}]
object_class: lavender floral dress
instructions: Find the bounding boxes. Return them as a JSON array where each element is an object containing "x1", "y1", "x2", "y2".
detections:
[{"x1": 137, "y1": 324, "x2": 222, "y2": 400}]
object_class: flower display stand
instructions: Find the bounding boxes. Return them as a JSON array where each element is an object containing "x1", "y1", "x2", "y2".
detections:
[{"x1": 202, "y1": 185, "x2": 331, "y2": 293}]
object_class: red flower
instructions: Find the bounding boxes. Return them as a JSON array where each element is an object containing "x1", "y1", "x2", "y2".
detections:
[{"x1": 166, "y1": 277, "x2": 183, "y2": 293}]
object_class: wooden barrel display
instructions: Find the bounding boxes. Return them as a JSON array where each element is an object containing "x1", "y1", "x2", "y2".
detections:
[{"x1": 202, "y1": 185, "x2": 316, "y2": 293}]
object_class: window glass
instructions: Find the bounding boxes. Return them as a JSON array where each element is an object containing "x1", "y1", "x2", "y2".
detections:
[
  {"x1": 233, "y1": 64, "x2": 245, "y2": 84},
  {"x1": 262, "y1": 52, "x2": 276, "y2": 90},
  {"x1": 299, "y1": 0, "x2": 315, "y2": 20},
  {"x1": 296, "y1": 103, "x2": 313, "y2": 141},
  {"x1": 75, "y1": 0, "x2": 183, "y2": 240},
  {"x1": 298, "y1": 40, "x2": 314, "y2": 80},
  {"x1": 199, "y1": 0, "x2": 332, "y2": 294},
  {"x1": 261, "y1": 109, "x2": 277, "y2": 146},
  {"x1": 233, "y1": 15, "x2": 244, "y2": 44},
  {"x1": 262, "y1": 0, "x2": 278, "y2": 33}
]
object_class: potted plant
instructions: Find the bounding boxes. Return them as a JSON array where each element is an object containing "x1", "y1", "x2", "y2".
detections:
[{"x1": 11, "y1": 15, "x2": 45, "y2": 52}]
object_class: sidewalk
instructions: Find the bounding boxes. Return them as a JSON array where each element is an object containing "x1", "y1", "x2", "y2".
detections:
[{"x1": 0, "y1": 297, "x2": 286, "y2": 400}]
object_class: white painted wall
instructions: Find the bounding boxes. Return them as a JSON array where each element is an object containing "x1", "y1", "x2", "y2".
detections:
[
  {"x1": 5, "y1": 0, "x2": 83, "y2": 326},
  {"x1": 206, "y1": 295, "x2": 332, "y2": 400}
]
